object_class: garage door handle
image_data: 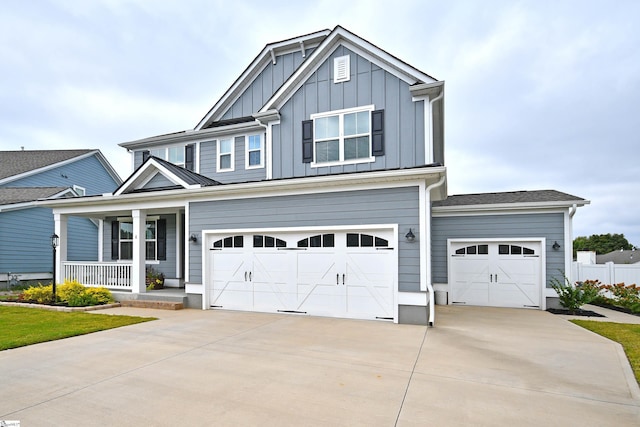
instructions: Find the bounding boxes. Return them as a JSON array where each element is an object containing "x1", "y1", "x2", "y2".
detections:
[
  {"x1": 245, "y1": 271, "x2": 248, "y2": 281},
  {"x1": 337, "y1": 274, "x2": 339, "y2": 285},
  {"x1": 249, "y1": 272, "x2": 252, "y2": 282},
  {"x1": 490, "y1": 274, "x2": 493, "y2": 282},
  {"x1": 342, "y1": 274, "x2": 345, "y2": 285}
]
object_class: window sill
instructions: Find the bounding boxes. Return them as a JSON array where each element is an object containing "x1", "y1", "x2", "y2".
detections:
[
  {"x1": 245, "y1": 165, "x2": 265, "y2": 170},
  {"x1": 310, "y1": 157, "x2": 375, "y2": 168}
]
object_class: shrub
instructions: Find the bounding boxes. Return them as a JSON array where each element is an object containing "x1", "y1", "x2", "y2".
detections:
[
  {"x1": 600, "y1": 283, "x2": 640, "y2": 310},
  {"x1": 20, "y1": 283, "x2": 53, "y2": 304},
  {"x1": 18, "y1": 280, "x2": 114, "y2": 307},
  {"x1": 550, "y1": 276, "x2": 600, "y2": 313}
]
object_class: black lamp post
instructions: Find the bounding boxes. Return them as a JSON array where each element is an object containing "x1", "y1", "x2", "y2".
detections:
[{"x1": 51, "y1": 233, "x2": 59, "y2": 303}]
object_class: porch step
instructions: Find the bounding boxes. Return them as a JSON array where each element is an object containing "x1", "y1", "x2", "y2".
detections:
[{"x1": 120, "y1": 300, "x2": 184, "y2": 310}]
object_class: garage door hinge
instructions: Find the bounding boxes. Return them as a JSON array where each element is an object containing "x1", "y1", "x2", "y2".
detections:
[
  {"x1": 375, "y1": 317, "x2": 393, "y2": 320},
  {"x1": 210, "y1": 305, "x2": 223, "y2": 308},
  {"x1": 451, "y1": 301, "x2": 466, "y2": 305},
  {"x1": 277, "y1": 248, "x2": 308, "y2": 251},
  {"x1": 376, "y1": 248, "x2": 394, "y2": 251},
  {"x1": 277, "y1": 310, "x2": 307, "y2": 314},
  {"x1": 524, "y1": 305, "x2": 540, "y2": 308}
]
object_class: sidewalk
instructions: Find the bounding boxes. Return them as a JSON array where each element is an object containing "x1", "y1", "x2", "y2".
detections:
[{"x1": 556, "y1": 304, "x2": 640, "y2": 324}]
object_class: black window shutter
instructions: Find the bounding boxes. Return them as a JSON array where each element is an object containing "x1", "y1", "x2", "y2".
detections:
[
  {"x1": 185, "y1": 144, "x2": 194, "y2": 171},
  {"x1": 302, "y1": 120, "x2": 313, "y2": 163},
  {"x1": 371, "y1": 110, "x2": 384, "y2": 156},
  {"x1": 111, "y1": 221, "x2": 119, "y2": 260},
  {"x1": 142, "y1": 150, "x2": 150, "y2": 162},
  {"x1": 157, "y1": 219, "x2": 167, "y2": 261}
]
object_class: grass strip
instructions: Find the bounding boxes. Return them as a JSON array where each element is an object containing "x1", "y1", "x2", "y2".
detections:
[
  {"x1": 570, "y1": 320, "x2": 640, "y2": 384},
  {"x1": 0, "y1": 306, "x2": 155, "y2": 350}
]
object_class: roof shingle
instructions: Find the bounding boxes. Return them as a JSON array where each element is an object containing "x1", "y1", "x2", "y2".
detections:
[
  {"x1": 0, "y1": 187, "x2": 70, "y2": 205},
  {"x1": 0, "y1": 150, "x2": 95, "y2": 180},
  {"x1": 432, "y1": 190, "x2": 586, "y2": 207}
]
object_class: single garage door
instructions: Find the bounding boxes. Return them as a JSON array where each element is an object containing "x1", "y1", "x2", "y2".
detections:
[
  {"x1": 449, "y1": 240, "x2": 542, "y2": 308},
  {"x1": 207, "y1": 228, "x2": 397, "y2": 321}
]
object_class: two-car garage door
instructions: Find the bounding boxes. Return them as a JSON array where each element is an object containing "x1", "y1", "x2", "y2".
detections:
[
  {"x1": 449, "y1": 240, "x2": 543, "y2": 308},
  {"x1": 205, "y1": 227, "x2": 397, "y2": 321}
]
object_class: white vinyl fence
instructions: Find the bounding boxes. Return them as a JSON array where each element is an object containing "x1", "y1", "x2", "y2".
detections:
[{"x1": 572, "y1": 261, "x2": 640, "y2": 285}]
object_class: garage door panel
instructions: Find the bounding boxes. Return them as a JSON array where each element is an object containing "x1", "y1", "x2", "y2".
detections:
[
  {"x1": 208, "y1": 228, "x2": 397, "y2": 321},
  {"x1": 450, "y1": 241, "x2": 542, "y2": 308}
]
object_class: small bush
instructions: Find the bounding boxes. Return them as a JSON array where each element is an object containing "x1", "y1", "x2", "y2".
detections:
[
  {"x1": 20, "y1": 284, "x2": 53, "y2": 304},
  {"x1": 550, "y1": 276, "x2": 599, "y2": 313},
  {"x1": 18, "y1": 280, "x2": 114, "y2": 307}
]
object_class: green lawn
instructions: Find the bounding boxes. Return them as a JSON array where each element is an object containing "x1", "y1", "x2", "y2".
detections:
[
  {"x1": 571, "y1": 320, "x2": 640, "y2": 384},
  {"x1": 0, "y1": 306, "x2": 156, "y2": 350}
]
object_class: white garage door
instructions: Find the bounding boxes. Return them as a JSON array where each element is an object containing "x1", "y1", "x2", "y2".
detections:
[
  {"x1": 207, "y1": 228, "x2": 397, "y2": 321},
  {"x1": 449, "y1": 241, "x2": 542, "y2": 308}
]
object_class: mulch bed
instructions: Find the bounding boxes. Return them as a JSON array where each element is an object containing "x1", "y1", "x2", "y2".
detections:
[{"x1": 546, "y1": 308, "x2": 605, "y2": 317}]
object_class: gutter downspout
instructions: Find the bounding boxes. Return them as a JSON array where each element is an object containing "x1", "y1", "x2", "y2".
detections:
[
  {"x1": 425, "y1": 175, "x2": 446, "y2": 326},
  {"x1": 427, "y1": 89, "x2": 444, "y2": 164}
]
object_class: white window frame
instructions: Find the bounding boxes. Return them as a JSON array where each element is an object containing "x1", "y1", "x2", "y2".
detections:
[
  {"x1": 149, "y1": 144, "x2": 187, "y2": 168},
  {"x1": 310, "y1": 105, "x2": 375, "y2": 168},
  {"x1": 118, "y1": 217, "x2": 160, "y2": 262},
  {"x1": 245, "y1": 133, "x2": 264, "y2": 169},
  {"x1": 217, "y1": 138, "x2": 235, "y2": 172},
  {"x1": 72, "y1": 185, "x2": 86, "y2": 196}
]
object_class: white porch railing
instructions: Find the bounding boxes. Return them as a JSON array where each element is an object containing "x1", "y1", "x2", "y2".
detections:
[{"x1": 63, "y1": 262, "x2": 132, "y2": 289}]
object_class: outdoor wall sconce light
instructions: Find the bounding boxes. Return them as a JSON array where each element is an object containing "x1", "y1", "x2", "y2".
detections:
[
  {"x1": 405, "y1": 228, "x2": 416, "y2": 243},
  {"x1": 552, "y1": 241, "x2": 561, "y2": 250},
  {"x1": 189, "y1": 234, "x2": 199, "y2": 243},
  {"x1": 50, "y1": 233, "x2": 59, "y2": 302}
]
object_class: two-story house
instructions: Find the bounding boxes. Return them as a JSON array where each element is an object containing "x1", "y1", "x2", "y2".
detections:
[
  {"x1": 0, "y1": 149, "x2": 121, "y2": 284},
  {"x1": 41, "y1": 26, "x2": 588, "y2": 325}
]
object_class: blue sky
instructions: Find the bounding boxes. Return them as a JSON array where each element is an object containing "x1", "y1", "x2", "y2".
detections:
[{"x1": 1, "y1": 0, "x2": 639, "y2": 246}]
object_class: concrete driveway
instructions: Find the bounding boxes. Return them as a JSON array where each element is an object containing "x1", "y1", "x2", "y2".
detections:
[{"x1": 1, "y1": 305, "x2": 639, "y2": 426}]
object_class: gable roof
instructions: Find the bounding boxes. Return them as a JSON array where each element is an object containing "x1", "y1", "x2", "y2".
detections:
[
  {"x1": 0, "y1": 149, "x2": 122, "y2": 185},
  {"x1": 113, "y1": 156, "x2": 221, "y2": 196},
  {"x1": 596, "y1": 249, "x2": 639, "y2": 264},
  {"x1": 195, "y1": 25, "x2": 439, "y2": 130},
  {"x1": 0, "y1": 187, "x2": 72, "y2": 205},
  {"x1": 433, "y1": 190, "x2": 589, "y2": 210}
]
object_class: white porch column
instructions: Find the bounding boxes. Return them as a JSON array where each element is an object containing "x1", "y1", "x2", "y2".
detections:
[
  {"x1": 53, "y1": 213, "x2": 68, "y2": 284},
  {"x1": 131, "y1": 209, "x2": 147, "y2": 293},
  {"x1": 98, "y1": 219, "x2": 104, "y2": 262}
]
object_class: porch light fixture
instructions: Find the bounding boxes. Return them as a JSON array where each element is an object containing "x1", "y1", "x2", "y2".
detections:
[
  {"x1": 552, "y1": 241, "x2": 560, "y2": 250},
  {"x1": 189, "y1": 234, "x2": 198, "y2": 243},
  {"x1": 51, "y1": 233, "x2": 59, "y2": 303},
  {"x1": 405, "y1": 228, "x2": 416, "y2": 243}
]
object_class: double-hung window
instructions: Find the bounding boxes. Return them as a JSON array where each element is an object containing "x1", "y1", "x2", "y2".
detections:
[
  {"x1": 217, "y1": 138, "x2": 234, "y2": 172},
  {"x1": 311, "y1": 105, "x2": 375, "y2": 166},
  {"x1": 245, "y1": 134, "x2": 263, "y2": 169},
  {"x1": 147, "y1": 144, "x2": 195, "y2": 170},
  {"x1": 113, "y1": 218, "x2": 166, "y2": 261}
]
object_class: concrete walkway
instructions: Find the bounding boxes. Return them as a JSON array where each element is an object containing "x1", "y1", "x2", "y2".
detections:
[{"x1": 1, "y1": 306, "x2": 638, "y2": 426}]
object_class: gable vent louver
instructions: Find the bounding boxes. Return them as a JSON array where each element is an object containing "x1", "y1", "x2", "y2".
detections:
[{"x1": 334, "y1": 55, "x2": 350, "y2": 83}]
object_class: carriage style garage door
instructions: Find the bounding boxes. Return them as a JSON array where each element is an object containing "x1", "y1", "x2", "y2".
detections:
[
  {"x1": 449, "y1": 240, "x2": 543, "y2": 308},
  {"x1": 206, "y1": 227, "x2": 397, "y2": 321}
]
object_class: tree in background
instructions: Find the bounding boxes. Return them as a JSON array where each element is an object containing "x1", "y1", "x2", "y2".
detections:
[{"x1": 573, "y1": 233, "x2": 634, "y2": 257}]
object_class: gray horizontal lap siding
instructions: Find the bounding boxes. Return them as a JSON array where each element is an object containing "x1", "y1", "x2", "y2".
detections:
[
  {"x1": 221, "y1": 48, "x2": 315, "y2": 120},
  {"x1": 272, "y1": 46, "x2": 425, "y2": 180},
  {"x1": 2, "y1": 154, "x2": 119, "y2": 196},
  {"x1": 189, "y1": 186, "x2": 420, "y2": 291},
  {"x1": 431, "y1": 213, "x2": 565, "y2": 288},
  {"x1": 67, "y1": 217, "x2": 98, "y2": 261}
]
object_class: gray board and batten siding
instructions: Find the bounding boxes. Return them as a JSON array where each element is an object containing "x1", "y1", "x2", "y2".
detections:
[
  {"x1": 198, "y1": 136, "x2": 267, "y2": 184},
  {"x1": 271, "y1": 45, "x2": 431, "y2": 180},
  {"x1": 220, "y1": 48, "x2": 316, "y2": 121},
  {"x1": 431, "y1": 213, "x2": 566, "y2": 287},
  {"x1": 189, "y1": 186, "x2": 420, "y2": 290}
]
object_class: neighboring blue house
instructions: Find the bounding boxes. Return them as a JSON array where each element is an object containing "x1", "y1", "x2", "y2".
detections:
[
  {"x1": 42, "y1": 27, "x2": 588, "y2": 324},
  {"x1": 0, "y1": 149, "x2": 121, "y2": 284}
]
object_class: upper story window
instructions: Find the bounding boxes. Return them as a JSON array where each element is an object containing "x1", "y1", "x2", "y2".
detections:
[
  {"x1": 303, "y1": 106, "x2": 384, "y2": 167},
  {"x1": 246, "y1": 134, "x2": 264, "y2": 169},
  {"x1": 217, "y1": 138, "x2": 234, "y2": 172},
  {"x1": 145, "y1": 144, "x2": 194, "y2": 171}
]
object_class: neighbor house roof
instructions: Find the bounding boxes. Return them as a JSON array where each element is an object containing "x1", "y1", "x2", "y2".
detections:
[
  {"x1": 0, "y1": 187, "x2": 71, "y2": 205},
  {"x1": 432, "y1": 190, "x2": 589, "y2": 212},
  {"x1": 0, "y1": 150, "x2": 95, "y2": 180},
  {"x1": 596, "y1": 250, "x2": 639, "y2": 264}
]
